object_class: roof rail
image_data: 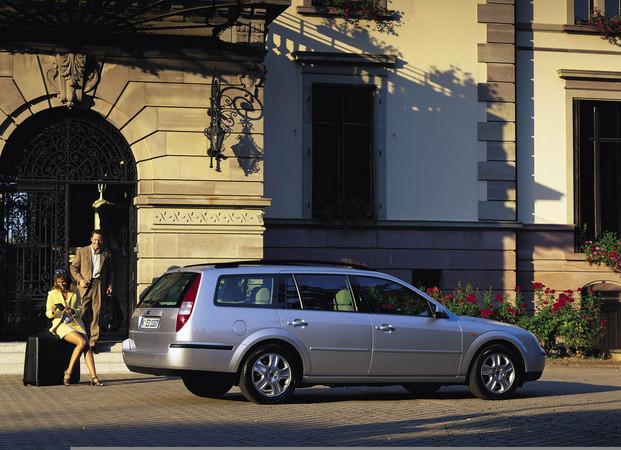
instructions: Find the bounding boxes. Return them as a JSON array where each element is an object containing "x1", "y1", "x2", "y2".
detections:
[{"x1": 184, "y1": 259, "x2": 371, "y2": 271}]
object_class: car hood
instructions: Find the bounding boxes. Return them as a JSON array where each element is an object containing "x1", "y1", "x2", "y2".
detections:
[{"x1": 457, "y1": 315, "x2": 524, "y2": 333}]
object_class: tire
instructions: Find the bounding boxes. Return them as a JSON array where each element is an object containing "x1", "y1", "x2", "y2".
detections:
[
  {"x1": 402, "y1": 383, "x2": 442, "y2": 395},
  {"x1": 468, "y1": 344, "x2": 522, "y2": 400},
  {"x1": 239, "y1": 344, "x2": 297, "y2": 404},
  {"x1": 182, "y1": 374, "x2": 233, "y2": 398}
]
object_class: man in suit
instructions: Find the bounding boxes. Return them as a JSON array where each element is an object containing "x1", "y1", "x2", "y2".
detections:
[{"x1": 70, "y1": 229, "x2": 113, "y2": 353}]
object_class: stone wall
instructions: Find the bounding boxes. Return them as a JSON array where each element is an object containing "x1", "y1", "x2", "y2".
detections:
[
  {"x1": 0, "y1": 50, "x2": 269, "y2": 300},
  {"x1": 264, "y1": 223, "x2": 517, "y2": 295}
]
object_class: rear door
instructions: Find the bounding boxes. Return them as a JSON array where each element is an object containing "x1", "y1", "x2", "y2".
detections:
[
  {"x1": 278, "y1": 273, "x2": 372, "y2": 376},
  {"x1": 354, "y1": 275, "x2": 462, "y2": 377}
]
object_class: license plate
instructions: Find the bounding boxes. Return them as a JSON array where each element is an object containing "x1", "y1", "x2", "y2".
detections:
[{"x1": 139, "y1": 317, "x2": 160, "y2": 329}]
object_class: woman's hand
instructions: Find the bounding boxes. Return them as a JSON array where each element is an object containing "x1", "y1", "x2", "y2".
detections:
[{"x1": 64, "y1": 306, "x2": 73, "y2": 315}]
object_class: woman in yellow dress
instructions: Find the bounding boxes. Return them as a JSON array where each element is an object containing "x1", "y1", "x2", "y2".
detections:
[{"x1": 45, "y1": 269, "x2": 104, "y2": 386}]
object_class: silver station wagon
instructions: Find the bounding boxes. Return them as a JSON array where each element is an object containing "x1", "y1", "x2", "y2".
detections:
[{"x1": 123, "y1": 261, "x2": 546, "y2": 404}]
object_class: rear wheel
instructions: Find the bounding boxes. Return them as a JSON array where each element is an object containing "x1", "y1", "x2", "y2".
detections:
[
  {"x1": 239, "y1": 344, "x2": 297, "y2": 404},
  {"x1": 468, "y1": 344, "x2": 522, "y2": 400},
  {"x1": 402, "y1": 383, "x2": 441, "y2": 395},
  {"x1": 182, "y1": 374, "x2": 232, "y2": 398}
]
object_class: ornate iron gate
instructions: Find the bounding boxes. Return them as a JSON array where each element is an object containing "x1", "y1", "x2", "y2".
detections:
[{"x1": 0, "y1": 110, "x2": 136, "y2": 340}]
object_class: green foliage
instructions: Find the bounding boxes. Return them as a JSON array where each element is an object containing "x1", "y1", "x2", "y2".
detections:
[
  {"x1": 323, "y1": 0, "x2": 390, "y2": 21},
  {"x1": 422, "y1": 281, "x2": 607, "y2": 358},
  {"x1": 314, "y1": 196, "x2": 372, "y2": 224}
]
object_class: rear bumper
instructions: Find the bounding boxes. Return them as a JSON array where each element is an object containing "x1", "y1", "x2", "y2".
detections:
[{"x1": 122, "y1": 338, "x2": 237, "y2": 374}]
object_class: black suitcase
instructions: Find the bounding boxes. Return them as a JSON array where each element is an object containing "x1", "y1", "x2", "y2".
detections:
[{"x1": 23, "y1": 333, "x2": 80, "y2": 386}]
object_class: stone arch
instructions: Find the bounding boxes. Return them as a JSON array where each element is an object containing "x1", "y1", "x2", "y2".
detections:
[
  {"x1": 0, "y1": 106, "x2": 138, "y2": 340},
  {"x1": 1, "y1": 107, "x2": 136, "y2": 182}
]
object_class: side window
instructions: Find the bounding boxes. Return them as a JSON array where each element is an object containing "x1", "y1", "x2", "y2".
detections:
[
  {"x1": 215, "y1": 275, "x2": 276, "y2": 307},
  {"x1": 294, "y1": 274, "x2": 356, "y2": 312},
  {"x1": 356, "y1": 276, "x2": 431, "y2": 316},
  {"x1": 284, "y1": 274, "x2": 302, "y2": 309}
]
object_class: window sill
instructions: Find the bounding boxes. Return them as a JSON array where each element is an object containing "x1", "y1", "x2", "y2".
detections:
[
  {"x1": 562, "y1": 24, "x2": 600, "y2": 35},
  {"x1": 296, "y1": 6, "x2": 395, "y2": 21}
]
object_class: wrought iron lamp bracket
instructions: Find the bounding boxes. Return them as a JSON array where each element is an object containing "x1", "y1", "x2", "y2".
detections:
[{"x1": 204, "y1": 70, "x2": 229, "y2": 169}]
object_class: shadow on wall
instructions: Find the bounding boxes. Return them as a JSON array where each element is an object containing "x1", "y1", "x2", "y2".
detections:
[{"x1": 264, "y1": 9, "x2": 562, "y2": 225}]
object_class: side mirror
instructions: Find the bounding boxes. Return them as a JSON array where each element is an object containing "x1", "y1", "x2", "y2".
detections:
[{"x1": 433, "y1": 306, "x2": 449, "y2": 319}]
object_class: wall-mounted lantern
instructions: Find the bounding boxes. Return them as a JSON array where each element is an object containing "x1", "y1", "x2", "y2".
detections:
[{"x1": 204, "y1": 70, "x2": 228, "y2": 169}]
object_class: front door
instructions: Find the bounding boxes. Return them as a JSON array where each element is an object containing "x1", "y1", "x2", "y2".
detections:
[{"x1": 354, "y1": 275, "x2": 462, "y2": 377}]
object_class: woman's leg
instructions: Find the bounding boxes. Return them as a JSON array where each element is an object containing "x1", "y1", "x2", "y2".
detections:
[
  {"x1": 82, "y1": 343, "x2": 98, "y2": 379},
  {"x1": 63, "y1": 331, "x2": 88, "y2": 375}
]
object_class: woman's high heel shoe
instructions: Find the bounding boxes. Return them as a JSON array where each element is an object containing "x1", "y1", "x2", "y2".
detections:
[
  {"x1": 89, "y1": 376, "x2": 104, "y2": 386},
  {"x1": 63, "y1": 370, "x2": 71, "y2": 386}
]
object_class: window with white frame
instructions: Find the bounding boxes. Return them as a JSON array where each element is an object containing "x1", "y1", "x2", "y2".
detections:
[
  {"x1": 294, "y1": 52, "x2": 394, "y2": 221},
  {"x1": 312, "y1": 84, "x2": 375, "y2": 220},
  {"x1": 575, "y1": 99, "x2": 621, "y2": 243},
  {"x1": 573, "y1": 0, "x2": 621, "y2": 22}
]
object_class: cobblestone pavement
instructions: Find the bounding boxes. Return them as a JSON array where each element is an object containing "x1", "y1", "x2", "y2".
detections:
[{"x1": 1, "y1": 365, "x2": 620, "y2": 449}]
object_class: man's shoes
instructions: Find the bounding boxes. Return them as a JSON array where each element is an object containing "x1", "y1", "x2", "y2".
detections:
[{"x1": 91, "y1": 343, "x2": 98, "y2": 354}]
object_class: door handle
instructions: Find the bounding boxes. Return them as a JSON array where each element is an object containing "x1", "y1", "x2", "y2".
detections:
[
  {"x1": 375, "y1": 324, "x2": 395, "y2": 332},
  {"x1": 287, "y1": 319, "x2": 309, "y2": 327}
]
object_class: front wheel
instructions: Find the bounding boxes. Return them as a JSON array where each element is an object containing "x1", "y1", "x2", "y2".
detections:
[
  {"x1": 182, "y1": 374, "x2": 232, "y2": 398},
  {"x1": 468, "y1": 344, "x2": 522, "y2": 400},
  {"x1": 239, "y1": 344, "x2": 297, "y2": 404}
]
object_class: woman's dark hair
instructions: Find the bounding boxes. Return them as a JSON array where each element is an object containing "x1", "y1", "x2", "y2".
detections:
[{"x1": 51, "y1": 268, "x2": 75, "y2": 292}]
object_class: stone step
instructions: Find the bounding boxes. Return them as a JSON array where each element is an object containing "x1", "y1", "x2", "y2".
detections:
[{"x1": 0, "y1": 341, "x2": 130, "y2": 375}]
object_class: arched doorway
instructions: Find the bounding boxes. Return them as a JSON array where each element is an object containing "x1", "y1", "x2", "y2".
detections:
[
  {"x1": 0, "y1": 108, "x2": 136, "y2": 340},
  {"x1": 584, "y1": 281, "x2": 621, "y2": 350}
]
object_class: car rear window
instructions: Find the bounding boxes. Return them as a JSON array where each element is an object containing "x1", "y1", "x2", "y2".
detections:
[
  {"x1": 215, "y1": 275, "x2": 276, "y2": 307},
  {"x1": 138, "y1": 272, "x2": 200, "y2": 308}
]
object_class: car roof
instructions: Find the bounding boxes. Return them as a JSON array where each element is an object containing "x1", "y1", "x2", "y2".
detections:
[{"x1": 183, "y1": 259, "x2": 373, "y2": 272}]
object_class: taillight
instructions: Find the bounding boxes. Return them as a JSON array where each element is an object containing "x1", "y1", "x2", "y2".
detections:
[{"x1": 176, "y1": 274, "x2": 201, "y2": 332}]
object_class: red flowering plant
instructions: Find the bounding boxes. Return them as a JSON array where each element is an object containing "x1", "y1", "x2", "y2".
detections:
[
  {"x1": 587, "y1": 7, "x2": 621, "y2": 44},
  {"x1": 526, "y1": 283, "x2": 606, "y2": 356},
  {"x1": 429, "y1": 282, "x2": 481, "y2": 318},
  {"x1": 423, "y1": 281, "x2": 607, "y2": 357},
  {"x1": 526, "y1": 284, "x2": 569, "y2": 352},
  {"x1": 561, "y1": 288, "x2": 607, "y2": 357},
  {"x1": 494, "y1": 286, "x2": 529, "y2": 327},
  {"x1": 424, "y1": 282, "x2": 528, "y2": 323},
  {"x1": 583, "y1": 230, "x2": 621, "y2": 273}
]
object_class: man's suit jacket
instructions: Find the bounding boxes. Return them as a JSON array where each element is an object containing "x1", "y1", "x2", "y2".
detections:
[{"x1": 70, "y1": 245, "x2": 113, "y2": 298}]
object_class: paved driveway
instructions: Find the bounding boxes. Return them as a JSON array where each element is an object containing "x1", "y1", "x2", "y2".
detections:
[{"x1": 1, "y1": 365, "x2": 620, "y2": 448}]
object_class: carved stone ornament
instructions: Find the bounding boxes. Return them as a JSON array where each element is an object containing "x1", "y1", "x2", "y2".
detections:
[
  {"x1": 47, "y1": 53, "x2": 100, "y2": 108},
  {"x1": 154, "y1": 209, "x2": 264, "y2": 226}
]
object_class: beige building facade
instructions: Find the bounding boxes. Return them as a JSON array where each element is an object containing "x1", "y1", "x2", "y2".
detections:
[
  {"x1": 0, "y1": 0, "x2": 287, "y2": 339},
  {"x1": 0, "y1": 0, "x2": 620, "y2": 350},
  {"x1": 262, "y1": 0, "x2": 621, "y2": 349}
]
